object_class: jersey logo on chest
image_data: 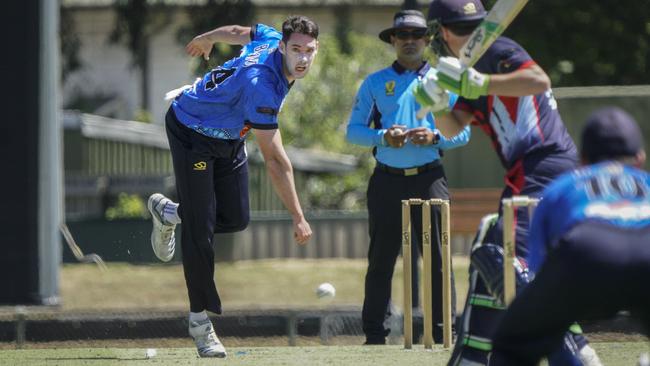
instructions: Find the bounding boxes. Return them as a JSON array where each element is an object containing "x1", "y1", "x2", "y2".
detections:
[{"x1": 385, "y1": 81, "x2": 396, "y2": 96}]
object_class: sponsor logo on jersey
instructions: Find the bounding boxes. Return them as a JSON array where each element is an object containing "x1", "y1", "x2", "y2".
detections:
[
  {"x1": 239, "y1": 125, "x2": 252, "y2": 138},
  {"x1": 585, "y1": 202, "x2": 650, "y2": 221},
  {"x1": 256, "y1": 107, "x2": 278, "y2": 115}
]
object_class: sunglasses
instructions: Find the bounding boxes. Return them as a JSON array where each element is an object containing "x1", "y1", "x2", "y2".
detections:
[{"x1": 394, "y1": 29, "x2": 428, "y2": 40}]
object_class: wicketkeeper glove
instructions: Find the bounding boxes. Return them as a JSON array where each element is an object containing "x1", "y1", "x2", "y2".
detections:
[
  {"x1": 413, "y1": 71, "x2": 451, "y2": 118},
  {"x1": 436, "y1": 56, "x2": 490, "y2": 100}
]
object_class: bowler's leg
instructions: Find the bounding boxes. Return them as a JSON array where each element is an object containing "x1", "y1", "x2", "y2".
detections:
[
  {"x1": 166, "y1": 110, "x2": 222, "y2": 314},
  {"x1": 213, "y1": 141, "x2": 250, "y2": 234}
]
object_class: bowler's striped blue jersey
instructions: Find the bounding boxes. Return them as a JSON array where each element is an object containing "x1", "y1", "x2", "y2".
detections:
[
  {"x1": 528, "y1": 162, "x2": 650, "y2": 272},
  {"x1": 172, "y1": 24, "x2": 290, "y2": 140}
]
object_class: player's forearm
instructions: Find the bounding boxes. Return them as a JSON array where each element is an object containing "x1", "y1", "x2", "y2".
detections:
[
  {"x1": 198, "y1": 25, "x2": 251, "y2": 46},
  {"x1": 436, "y1": 110, "x2": 470, "y2": 139},
  {"x1": 438, "y1": 125, "x2": 471, "y2": 150},
  {"x1": 264, "y1": 154, "x2": 306, "y2": 221},
  {"x1": 346, "y1": 123, "x2": 386, "y2": 147},
  {"x1": 487, "y1": 65, "x2": 551, "y2": 96}
]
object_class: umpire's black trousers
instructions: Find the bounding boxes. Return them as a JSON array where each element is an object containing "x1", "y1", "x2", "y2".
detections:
[
  {"x1": 362, "y1": 162, "x2": 456, "y2": 343},
  {"x1": 166, "y1": 108, "x2": 250, "y2": 314}
]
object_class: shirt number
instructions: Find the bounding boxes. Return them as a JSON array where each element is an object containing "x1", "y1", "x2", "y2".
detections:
[
  {"x1": 205, "y1": 67, "x2": 235, "y2": 91},
  {"x1": 587, "y1": 175, "x2": 648, "y2": 200}
]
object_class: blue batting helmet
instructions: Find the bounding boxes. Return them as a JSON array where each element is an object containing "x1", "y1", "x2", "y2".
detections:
[{"x1": 428, "y1": 0, "x2": 487, "y2": 25}]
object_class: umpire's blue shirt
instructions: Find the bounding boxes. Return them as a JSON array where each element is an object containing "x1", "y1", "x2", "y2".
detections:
[
  {"x1": 172, "y1": 24, "x2": 288, "y2": 140},
  {"x1": 528, "y1": 162, "x2": 650, "y2": 273},
  {"x1": 346, "y1": 62, "x2": 470, "y2": 168}
]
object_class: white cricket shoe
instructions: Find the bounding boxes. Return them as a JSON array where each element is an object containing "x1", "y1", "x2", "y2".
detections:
[
  {"x1": 579, "y1": 344, "x2": 603, "y2": 366},
  {"x1": 189, "y1": 319, "x2": 227, "y2": 358},
  {"x1": 147, "y1": 193, "x2": 176, "y2": 262}
]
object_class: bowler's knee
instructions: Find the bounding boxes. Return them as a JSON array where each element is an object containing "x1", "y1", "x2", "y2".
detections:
[{"x1": 215, "y1": 214, "x2": 249, "y2": 233}]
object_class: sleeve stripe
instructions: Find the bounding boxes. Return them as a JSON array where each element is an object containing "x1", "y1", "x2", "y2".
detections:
[
  {"x1": 245, "y1": 121, "x2": 278, "y2": 130},
  {"x1": 249, "y1": 24, "x2": 257, "y2": 42},
  {"x1": 517, "y1": 60, "x2": 536, "y2": 70}
]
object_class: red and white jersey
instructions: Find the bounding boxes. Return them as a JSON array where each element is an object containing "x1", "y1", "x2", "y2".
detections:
[{"x1": 454, "y1": 37, "x2": 577, "y2": 170}]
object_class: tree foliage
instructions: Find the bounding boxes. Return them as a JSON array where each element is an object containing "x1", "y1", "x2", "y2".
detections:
[
  {"x1": 176, "y1": 0, "x2": 255, "y2": 76},
  {"x1": 492, "y1": 0, "x2": 650, "y2": 86},
  {"x1": 276, "y1": 34, "x2": 395, "y2": 209},
  {"x1": 108, "y1": 0, "x2": 171, "y2": 110},
  {"x1": 60, "y1": 7, "x2": 82, "y2": 81}
]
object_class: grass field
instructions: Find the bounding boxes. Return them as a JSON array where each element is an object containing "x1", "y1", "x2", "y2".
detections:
[
  {"x1": 2, "y1": 259, "x2": 647, "y2": 364},
  {"x1": 1, "y1": 343, "x2": 648, "y2": 365},
  {"x1": 56, "y1": 258, "x2": 470, "y2": 311}
]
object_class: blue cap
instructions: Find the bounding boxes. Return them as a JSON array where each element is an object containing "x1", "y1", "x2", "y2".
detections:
[
  {"x1": 379, "y1": 10, "x2": 428, "y2": 43},
  {"x1": 581, "y1": 107, "x2": 644, "y2": 163},
  {"x1": 428, "y1": 0, "x2": 487, "y2": 25}
]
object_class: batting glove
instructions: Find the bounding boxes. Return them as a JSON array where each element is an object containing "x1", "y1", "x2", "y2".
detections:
[
  {"x1": 414, "y1": 71, "x2": 450, "y2": 118},
  {"x1": 437, "y1": 56, "x2": 490, "y2": 100}
]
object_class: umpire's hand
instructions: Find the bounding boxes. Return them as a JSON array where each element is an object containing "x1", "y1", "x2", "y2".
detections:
[
  {"x1": 384, "y1": 125, "x2": 408, "y2": 148},
  {"x1": 407, "y1": 127, "x2": 439, "y2": 145}
]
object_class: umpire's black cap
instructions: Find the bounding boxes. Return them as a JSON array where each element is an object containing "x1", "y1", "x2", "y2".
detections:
[
  {"x1": 428, "y1": 0, "x2": 487, "y2": 25},
  {"x1": 379, "y1": 10, "x2": 428, "y2": 43},
  {"x1": 581, "y1": 107, "x2": 644, "y2": 163}
]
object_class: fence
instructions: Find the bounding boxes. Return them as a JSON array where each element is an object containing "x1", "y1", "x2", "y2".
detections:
[
  {"x1": 63, "y1": 111, "x2": 358, "y2": 216},
  {"x1": 63, "y1": 188, "x2": 501, "y2": 264}
]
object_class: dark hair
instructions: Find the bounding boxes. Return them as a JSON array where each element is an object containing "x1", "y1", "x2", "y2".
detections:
[
  {"x1": 446, "y1": 20, "x2": 482, "y2": 36},
  {"x1": 282, "y1": 15, "x2": 319, "y2": 43}
]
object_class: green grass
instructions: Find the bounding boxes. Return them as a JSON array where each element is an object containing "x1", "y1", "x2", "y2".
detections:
[
  {"x1": 5, "y1": 259, "x2": 647, "y2": 365},
  {"x1": 56, "y1": 258, "x2": 470, "y2": 312},
  {"x1": 1, "y1": 342, "x2": 648, "y2": 366}
]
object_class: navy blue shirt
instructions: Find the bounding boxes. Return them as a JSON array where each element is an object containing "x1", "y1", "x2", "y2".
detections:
[
  {"x1": 172, "y1": 24, "x2": 289, "y2": 140},
  {"x1": 454, "y1": 37, "x2": 576, "y2": 169},
  {"x1": 528, "y1": 162, "x2": 650, "y2": 272},
  {"x1": 346, "y1": 62, "x2": 469, "y2": 168}
]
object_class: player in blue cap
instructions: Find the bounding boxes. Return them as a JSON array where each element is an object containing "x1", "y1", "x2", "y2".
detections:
[
  {"x1": 147, "y1": 16, "x2": 318, "y2": 358},
  {"x1": 489, "y1": 107, "x2": 650, "y2": 365},
  {"x1": 414, "y1": 0, "x2": 601, "y2": 364}
]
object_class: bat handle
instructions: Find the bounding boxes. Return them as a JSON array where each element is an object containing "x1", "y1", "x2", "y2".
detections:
[{"x1": 416, "y1": 107, "x2": 431, "y2": 120}]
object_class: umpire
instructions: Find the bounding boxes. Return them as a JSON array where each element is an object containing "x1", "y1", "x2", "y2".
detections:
[{"x1": 346, "y1": 9, "x2": 471, "y2": 345}]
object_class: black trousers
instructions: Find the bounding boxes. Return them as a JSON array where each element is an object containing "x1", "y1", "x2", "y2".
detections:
[
  {"x1": 490, "y1": 222, "x2": 650, "y2": 365},
  {"x1": 362, "y1": 163, "x2": 456, "y2": 343},
  {"x1": 165, "y1": 108, "x2": 250, "y2": 314}
]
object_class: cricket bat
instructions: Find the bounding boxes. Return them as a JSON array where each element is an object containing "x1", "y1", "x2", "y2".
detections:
[{"x1": 416, "y1": 0, "x2": 529, "y2": 119}]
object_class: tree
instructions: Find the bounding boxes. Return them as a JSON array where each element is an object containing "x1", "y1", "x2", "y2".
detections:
[
  {"x1": 109, "y1": 0, "x2": 171, "y2": 112},
  {"x1": 60, "y1": 7, "x2": 82, "y2": 81},
  {"x1": 492, "y1": 0, "x2": 650, "y2": 86},
  {"x1": 176, "y1": 0, "x2": 255, "y2": 76},
  {"x1": 277, "y1": 34, "x2": 394, "y2": 209}
]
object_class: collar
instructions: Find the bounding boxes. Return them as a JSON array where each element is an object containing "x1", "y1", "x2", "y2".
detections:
[
  {"x1": 272, "y1": 49, "x2": 290, "y2": 91},
  {"x1": 391, "y1": 60, "x2": 430, "y2": 77}
]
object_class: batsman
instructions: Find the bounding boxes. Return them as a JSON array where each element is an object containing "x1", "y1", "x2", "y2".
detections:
[{"x1": 414, "y1": 0, "x2": 601, "y2": 364}]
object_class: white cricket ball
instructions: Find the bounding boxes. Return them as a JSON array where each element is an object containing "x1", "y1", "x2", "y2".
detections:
[
  {"x1": 145, "y1": 348, "x2": 157, "y2": 359},
  {"x1": 316, "y1": 282, "x2": 336, "y2": 299},
  {"x1": 390, "y1": 127, "x2": 405, "y2": 136}
]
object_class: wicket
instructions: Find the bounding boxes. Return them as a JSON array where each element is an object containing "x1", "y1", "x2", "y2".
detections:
[
  {"x1": 401, "y1": 198, "x2": 453, "y2": 350},
  {"x1": 502, "y1": 195, "x2": 539, "y2": 305}
]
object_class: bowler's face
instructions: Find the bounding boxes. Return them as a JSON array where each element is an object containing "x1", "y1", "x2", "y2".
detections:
[{"x1": 280, "y1": 33, "x2": 319, "y2": 81}]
